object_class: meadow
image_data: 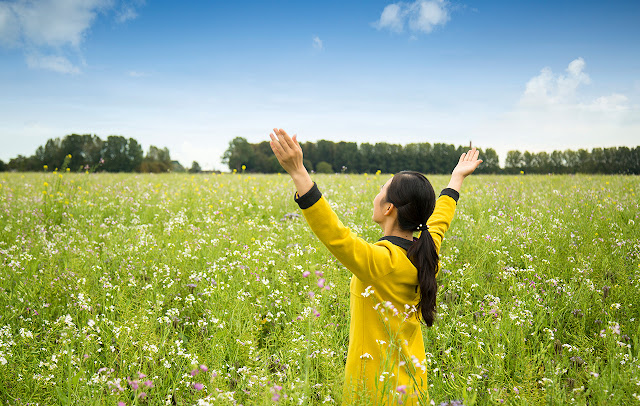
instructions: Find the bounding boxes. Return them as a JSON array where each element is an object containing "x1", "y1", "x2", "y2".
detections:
[{"x1": 0, "y1": 170, "x2": 638, "y2": 405}]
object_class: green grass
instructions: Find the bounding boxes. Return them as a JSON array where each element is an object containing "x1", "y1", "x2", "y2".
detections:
[{"x1": 0, "y1": 172, "x2": 638, "y2": 405}]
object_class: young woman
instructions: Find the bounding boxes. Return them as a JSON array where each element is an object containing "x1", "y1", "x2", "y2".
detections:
[{"x1": 269, "y1": 128, "x2": 482, "y2": 405}]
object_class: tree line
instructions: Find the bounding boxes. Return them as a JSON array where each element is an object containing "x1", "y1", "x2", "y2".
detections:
[
  {"x1": 222, "y1": 137, "x2": 640, "y2": 175},
  {"x1": 0, "y1": 134, "x2": 203, "y2": 173}
]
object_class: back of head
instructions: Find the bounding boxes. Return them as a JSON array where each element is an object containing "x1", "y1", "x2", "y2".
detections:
[{"x1": 386, "y1": 171, "x2": 439, "y2": 326}]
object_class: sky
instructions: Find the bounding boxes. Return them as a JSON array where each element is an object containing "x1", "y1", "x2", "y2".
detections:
[{"x1": 1, "y1": 0, "x2": 639, "y2": 170}]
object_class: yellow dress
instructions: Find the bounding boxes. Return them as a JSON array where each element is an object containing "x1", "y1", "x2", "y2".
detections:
[{"x1": 295, "y1": 184, "x2": 458, "y2": 405}]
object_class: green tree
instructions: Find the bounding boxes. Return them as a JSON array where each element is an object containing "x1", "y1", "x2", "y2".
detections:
[
  {"x1": 222, "y1": 137, "x2": 254, "y2": 172},
  {"x1": 476, "y1": 148, "x2": 500, "y2": 174},
  {"x1": 140, "y1": 145, "x2": 171, "y2": 173},
  {"x1": 0, "y1": 159, "x2": 5, "y2": 172},
  {"x1": 189, "y1": 161, "x2": 202, "y2": 173},
  {"x1": 505, "y1": 150, "x2": 524, "y2": 173}
]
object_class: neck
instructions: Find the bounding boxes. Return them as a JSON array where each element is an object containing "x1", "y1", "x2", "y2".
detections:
[{"x1": 381, "y1": 221, "x2": 414, "y2": 240}]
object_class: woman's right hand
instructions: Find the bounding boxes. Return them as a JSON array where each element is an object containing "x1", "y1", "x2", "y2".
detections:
[
  {"x1": 269, "y1": 128, "x2": 305, "y2": 176},
  {"x1": 269, "y1": 128, "x2": 314, "y2": 196}
]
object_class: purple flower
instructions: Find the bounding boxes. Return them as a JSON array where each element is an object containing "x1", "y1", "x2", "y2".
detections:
[
  {"x1": 138, "y1": 372, "x2": 146, "y2": 379},
  {"x1": 317, "y1": 278, "x2": 325, "y2": 288},
  {"x1": 191, "y1": 369, "x2": 199, "y2": 376},
  {"x1": 138, "y1": 392, "x2": 146, "y2": 399},
  {"x1": 144, "y1": 380, "x2": 154, "y2": 388},
  {"x1": 193, "y1": 382, "x2": 204, "y2": 391},
  {"x1": 200, "y1": 364, "x2": 208, "y2": 372},
  {"x1": 118, "y1": 402, "x2": 126, "y2": 406},
  {"x1": 308, "y1": 291, "x2": 315, "y2": 298},
  {"x1": 272, "y1": 393, "x2": 281, "y2": 402},
  {"x1": 302, "y1": 271, "x2": 310, "y2": 278},
  {"x1": 396, "y1": 385, "x2": 407, "y2": 394},
  {"x1": 315, "y1": 270, "x2": 323, "y2": 277}
]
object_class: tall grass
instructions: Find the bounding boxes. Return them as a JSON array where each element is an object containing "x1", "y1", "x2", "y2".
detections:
[{"x1": 0, "y1": 172, "x2": 638, "y2": 405}]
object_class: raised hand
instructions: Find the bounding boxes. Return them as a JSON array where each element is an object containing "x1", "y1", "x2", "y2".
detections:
[
  {"x1": 269, "y1": 128, "x2": 305, "y2": 176},
  {"x1": 452, "y1": 148, "x2": 483, "y2": 178},
  {"x1": 269, "y1": 128, "x2": 314, "y2": 196},
  {"x1": 446, "y1": 148, "x2": 482, "y2": 192}
]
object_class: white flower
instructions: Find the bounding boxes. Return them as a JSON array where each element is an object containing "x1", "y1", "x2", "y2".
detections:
[{"x1": 360, "y1": 353, "x2": 372, "y2": 359}]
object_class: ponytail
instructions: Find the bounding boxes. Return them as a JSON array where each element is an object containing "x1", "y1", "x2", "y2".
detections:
[
  {"x1": 406, "y1": 228, "x2": 439, "y2": 326},
  {"x1": 386, "y1": 171, "x2": 439, "y2": 326}
]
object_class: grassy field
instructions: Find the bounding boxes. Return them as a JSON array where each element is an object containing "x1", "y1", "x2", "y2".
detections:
[{"x1": 0, "y1": 171, "x2": 638, "y2": 405}]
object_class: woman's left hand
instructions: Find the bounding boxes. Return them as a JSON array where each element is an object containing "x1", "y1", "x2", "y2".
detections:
[{"x1": 270, "y1": 128, "x2": 306, "y2": 176}]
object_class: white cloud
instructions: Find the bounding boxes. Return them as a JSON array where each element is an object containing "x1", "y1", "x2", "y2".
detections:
[
  {"x1": 0, "y1": 0, "x2": 144, "y2": 73},
  {"x1": 521, "y1": 57, "x2": 592, "y2": 106},
  {"x1": 26, "y1": 53, "x2": 80, "y2": 74},
  {"x1": 312, "y1": 35, "x2": 323, "y2": 50},
  {"x1": 375, "y1": 0, "x2": 450, "y2": 34},
  {"x1": 473, "y1": 58, "x2": 639, "y2": 159},
  {"x1": 376, "y1": 4, "x2": 404, "y2": 33}
]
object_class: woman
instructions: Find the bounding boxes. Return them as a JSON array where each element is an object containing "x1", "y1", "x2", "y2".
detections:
[{"x1": 269, "y1": 128, "x2": 482, "y2": 405}]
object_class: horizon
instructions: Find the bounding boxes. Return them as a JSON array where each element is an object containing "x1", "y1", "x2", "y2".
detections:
[{"x1": 1, "y1": 0, "x2": 639, "y2": 171}]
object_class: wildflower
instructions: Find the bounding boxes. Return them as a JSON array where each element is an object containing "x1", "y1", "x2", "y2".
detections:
[
  {"x1": 138, "y1": 392, "x2": 146, "y2": 399},
  {"x1": 118, "y1": 402, "x2": 126, "y2": 406},
  {"x1": 200, "y1": 364, "x2": 208, "y2": 372},
  {"x1": 302, "y1": 271, "x2": 311, "y2": 278},
  {"x1": 313, "y1": 308, "x2": 320, "y2": 317},
  {"x1": 191, "y1": 369, "x2": 199, "y2": 376},
  {"x1": 396, "y1": 385, "x2": 407, "y2": 394},
  {"x1": 317, "y1": 278, "x2": 325, "y2": 288},
  {"x1": 315, "y1": 270, "x2": 323, "y2": 277},
  {"x1": 360, "y1": 353, "x2": 372, "y2": 359},
  {"x1": 308, "y1": 291, "x2": 315, "y2": 298},
  {"x1": 193, "y1": 382, "x2": 204, "y2": 390}
]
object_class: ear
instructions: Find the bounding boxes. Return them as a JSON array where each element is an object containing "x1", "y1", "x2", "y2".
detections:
[{"x1": 384, "y1": 203, "x2": 394, "y2": 216}]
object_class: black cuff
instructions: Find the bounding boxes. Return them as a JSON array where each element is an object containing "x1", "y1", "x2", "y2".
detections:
[
  {"x1": 295, "y1": 183, "x2": 322, "y2": 209},
  {"x1": 439, "y1": 188, "x2": 459, "y2": 202}
]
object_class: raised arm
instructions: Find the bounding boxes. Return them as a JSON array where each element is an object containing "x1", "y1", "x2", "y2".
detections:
[{"x1": 269, "y1": 128, "x2": 397, "y2": 282}]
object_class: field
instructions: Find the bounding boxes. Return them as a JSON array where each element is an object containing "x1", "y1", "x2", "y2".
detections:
[{"x1": 0, "y1": 171, "x2": 639, "y2": 405}]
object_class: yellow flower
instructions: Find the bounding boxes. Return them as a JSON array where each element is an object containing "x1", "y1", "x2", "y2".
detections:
[
  {"x1": 43, "y1": 165, "x2": 48, "y2": 170},
  {"x1": 376, "y1": 170, "x2": 381, "y2": 175},
  {"x1": 233, "y1": 169, "x2": 237, "y2": 173},
  {"x1": 67, "y1": 154, "x2": 72, "y2": 158},
  {"x1": 66, "y1": 168, "x2": 70, "y2": 172},
  {"x1": 520, "y1": 170, "x2": 525, "y2": 175},
  {"x1": 241, "y1": 165, "x2": 246, "y2": 171},
  {"x1": 44, "y1": 182, "x2": 49, "y2": 187}
]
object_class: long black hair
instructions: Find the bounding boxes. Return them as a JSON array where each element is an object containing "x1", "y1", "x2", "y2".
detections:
[{"x1": 385, "y1": 171, "x2": 438, "y2": 326}]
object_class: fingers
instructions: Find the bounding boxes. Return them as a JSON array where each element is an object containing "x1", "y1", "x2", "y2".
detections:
[{"x1": 275, "y1": 128, "x2": 298, "y2": 151}]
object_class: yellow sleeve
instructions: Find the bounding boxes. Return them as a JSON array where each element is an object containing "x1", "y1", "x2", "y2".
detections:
[
  {"x1": 426, "y1": 194, "x2": 457, "y2": 254},
  {"x1": 297, "y1": 187, "x2": 398, "y2": 283}
]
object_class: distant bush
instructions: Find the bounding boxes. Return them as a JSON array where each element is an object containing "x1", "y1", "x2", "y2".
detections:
[{"x1": 316, "y1": 161, "x2": 333, "y2": 173}]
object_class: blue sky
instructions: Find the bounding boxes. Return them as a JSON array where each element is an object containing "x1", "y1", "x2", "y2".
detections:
[{"x1": 1, "y1": 0, "x2": 638, "y2": 170}]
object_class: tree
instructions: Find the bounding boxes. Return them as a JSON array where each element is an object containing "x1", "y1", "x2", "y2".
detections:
[
  {"x1": 222, "y1": 137, "x2": 254, "y2": 172},
  {"x1": 171, "y1": 161, "x2": 186, "y2": 172},
  {"x1": 505, "y1": 150, "x2": 524, "y2": 173},
  {"x1": 0, "y1": 159, "x2": 5, "y2": 172},
  {"x1": 140, "y1": 145, "x2": 171, "y2": 173},
  {"x1": 476, "y1": 148, "x2": 500, "y2": 174},
  {"x1": 189, "y1": 161, "x2": 202, "y2": 173}
]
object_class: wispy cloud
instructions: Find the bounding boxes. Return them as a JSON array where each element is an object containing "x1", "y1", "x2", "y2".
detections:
[
  {"x1": 312, "y1": 35, "x2": 323, "y2": 50},
  {"x1": 375, "y1": 0, "x2": 450, "y2": 34},
  {"x1": 0, "y1": 0, "x2": 145, "y2": 73},
  {"x1": 26, "y1": 53, "x2": 81, "y2": 74}
]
